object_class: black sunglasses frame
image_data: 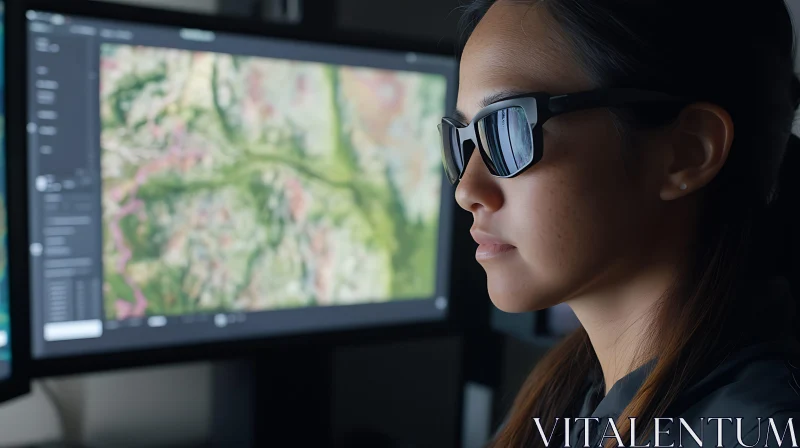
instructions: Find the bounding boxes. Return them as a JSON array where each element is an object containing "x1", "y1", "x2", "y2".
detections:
[{"x1": 440, "y1": 88, "x2": 689, "y2": 184}]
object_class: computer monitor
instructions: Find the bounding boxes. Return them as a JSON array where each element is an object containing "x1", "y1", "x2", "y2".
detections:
[
  {"x1": 0, "y1": 0, "x2": 9, "y2": 382},
  {"x1": 25, "y1": 2, "x2": 457, "y2": 367},
  {"x1": 1, "y1": 0, "x2": 31, "y2": 402}
]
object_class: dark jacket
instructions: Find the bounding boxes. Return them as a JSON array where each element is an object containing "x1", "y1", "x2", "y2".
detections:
[
  {"x1": 569, "y1": 279, "x2": 800, "y2": 448},
  {"x1": 570, "y1": 340, "x2": 800, "y2": 448}
]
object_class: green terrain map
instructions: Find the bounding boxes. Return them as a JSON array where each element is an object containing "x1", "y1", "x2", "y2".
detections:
[{"x1": 100, "y1": 44, "x2": 447, "y2": 320}]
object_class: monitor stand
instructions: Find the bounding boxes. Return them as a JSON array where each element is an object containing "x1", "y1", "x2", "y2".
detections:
[
  {"x1": 207, "y1": 332, "x2": 505, "y2": 448},
  {"x1": 210, "y1": 345, "x2": 335, "y2": 447},
  {"x1": 23, "y1": 333, "x2": 504, "y2": 448}
]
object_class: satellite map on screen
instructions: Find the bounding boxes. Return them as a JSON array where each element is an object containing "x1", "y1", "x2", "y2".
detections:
[
  {"x1": 100, "y1": 44, "x2": 447, "y2": 321},
  {"x1": 0, "y1": 2, "x2": 10, "y2": 364}
]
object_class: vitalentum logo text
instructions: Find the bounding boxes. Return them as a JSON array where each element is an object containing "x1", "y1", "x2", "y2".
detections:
[{"x1": 532, "y1": 417, "x2": 797, "y2": 447}]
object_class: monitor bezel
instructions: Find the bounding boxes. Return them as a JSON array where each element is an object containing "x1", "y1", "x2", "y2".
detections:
[
  {"x1": 17, "y1": 0, "x2": 475, "y2": 378},
  {"x1": 1, "y1": 0, "x2": 32, "y2": 401}
]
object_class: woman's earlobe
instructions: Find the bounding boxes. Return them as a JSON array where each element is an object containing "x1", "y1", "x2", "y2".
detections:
[{"x1": 660, "y1": 180, "x2": 691, "y2": 200}]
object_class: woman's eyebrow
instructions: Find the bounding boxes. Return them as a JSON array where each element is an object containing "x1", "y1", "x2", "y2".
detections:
[
  {"x1": 479, "y1": 89, "x2": 529, "y2": 108},
  {"x1": 452, "y1": 109, "x2": 469, "y2": 124},
  {"x1": 452, "y1": 89, "x2": 530, "y2": 124}
]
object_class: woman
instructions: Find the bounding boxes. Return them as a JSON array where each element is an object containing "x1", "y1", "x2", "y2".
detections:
[{"x1": 441, "y1": 0, "x2": 800, "y2": 446}]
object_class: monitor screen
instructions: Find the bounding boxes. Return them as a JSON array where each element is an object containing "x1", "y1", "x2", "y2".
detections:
[
  {"x1": 26, "y1": 10, "x2": 456, "y2": 359},
  {"x1": 0, "y1": 0, "x2": 10, "y2": 379}
]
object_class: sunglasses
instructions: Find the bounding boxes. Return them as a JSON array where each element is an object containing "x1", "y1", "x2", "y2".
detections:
[{"x1": 438, "y1": 88, "x2": 687, "y2": 184}]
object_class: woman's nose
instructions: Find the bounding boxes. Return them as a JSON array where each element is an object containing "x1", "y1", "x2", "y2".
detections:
[{"x1": 454, "y1": 147, "x2": 504, "y2": 213}]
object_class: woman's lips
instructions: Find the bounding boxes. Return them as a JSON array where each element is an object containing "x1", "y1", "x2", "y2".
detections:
[
  {"x1": 470, "y1": 229, "x2": 517, "y2": 261},
  {"x1": 475, "y1": 243, "x2": 517, "y2": 261}
]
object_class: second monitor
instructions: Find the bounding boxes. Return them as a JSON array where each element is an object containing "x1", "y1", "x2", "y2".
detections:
[
  {"x1": 26, "y1": 6, "x2": 457, "y2": 360},
  {"x1": 0, "y1": 0, "x2": 10, "y2": 380}
]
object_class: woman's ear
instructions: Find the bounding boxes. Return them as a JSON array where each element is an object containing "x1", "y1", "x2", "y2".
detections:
[{"x1": 659, "y1": 103, "x2": 734, "y2": 201}]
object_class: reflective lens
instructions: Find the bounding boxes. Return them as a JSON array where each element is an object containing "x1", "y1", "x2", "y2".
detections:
[
  {"x1": 476, "y1": 107, "x2": 533, "y2": 177},
  {"x1": 439, "y1": 121, "x2": 462, "y2": 184}
]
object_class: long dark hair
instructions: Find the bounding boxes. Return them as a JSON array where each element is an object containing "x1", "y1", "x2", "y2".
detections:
[{"x1": 457, "y1": 0, "x2": 800, "y2": 446}]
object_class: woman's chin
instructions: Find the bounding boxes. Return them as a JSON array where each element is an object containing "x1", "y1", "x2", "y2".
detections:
[
  {"x1": 490, "y1": 296, "x2": 534, "y2": 313},
  {"x1": 489, "y1": 281, "x2": 546, "y2": 313},
  {"x1": 486, "y1": 275, "x2": 556, "y2": 313}
]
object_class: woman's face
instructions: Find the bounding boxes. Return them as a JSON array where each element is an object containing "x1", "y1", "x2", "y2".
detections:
[{"x1": 456, "y1": 2, "x2": 668, "y2": 312}]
